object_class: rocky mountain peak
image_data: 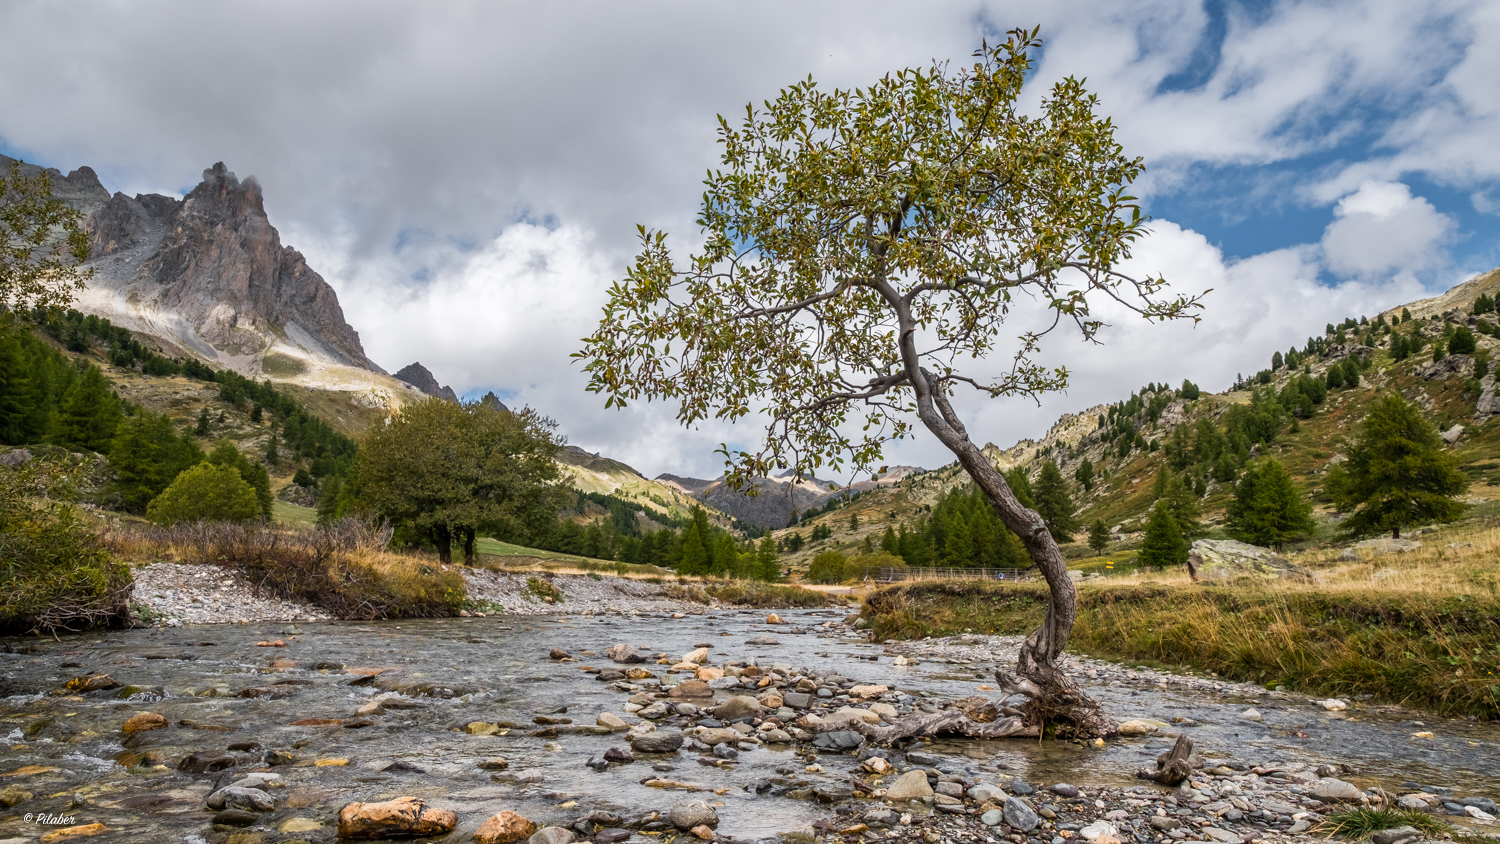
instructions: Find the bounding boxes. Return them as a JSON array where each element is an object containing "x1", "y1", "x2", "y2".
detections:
[{"x1": 394, "y1": 362, "x2": 459, "y2": 403}]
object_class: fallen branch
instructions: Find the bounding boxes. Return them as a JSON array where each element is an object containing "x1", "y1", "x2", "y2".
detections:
[{"x1": 1136, "y1": 734, "x2": 1194, "y2": 786}]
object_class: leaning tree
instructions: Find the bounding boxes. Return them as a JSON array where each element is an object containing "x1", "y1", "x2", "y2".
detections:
[{"x1": 579, "y1": 29, "x2": 1203, "y2": 737}]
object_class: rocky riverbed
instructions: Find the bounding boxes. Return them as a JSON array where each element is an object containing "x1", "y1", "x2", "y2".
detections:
[
  {"x1": 0, "y1": 610, "x2": 1495, "y2": 844},
  {"x1": 128, "y1": 563, "x2": 718, "y2": 627}
]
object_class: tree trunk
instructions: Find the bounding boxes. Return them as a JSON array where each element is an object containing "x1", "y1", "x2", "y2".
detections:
[
  {"x1": 463, "y1": 527, "x2": 476, "y2": 565},
  {"x1": 906, "y1": 368, "x2": 1113, "y2": 739},
  {"x1": 1393, "y1": 526, "x2": 1400, "y2": 539},
  {"x1": 433, "y1": 525, "x2": 452, "y2": 565}
]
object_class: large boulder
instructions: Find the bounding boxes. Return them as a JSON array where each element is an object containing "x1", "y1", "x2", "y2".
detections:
[
  {"x1": 605, "y1": 644, "x2": 649, "y2": 664},
  {"x1": 1187, "y1": 539, "x2": 1311, "y2": 581},
  {"x1": 475, "y1": 811, "x2": 537, "y2": 844},
  {"x1": 1353, "y1": 537, "x2": 1423, "y2": 556},
  {"x1": 337, "y1": 796, "x2": 457, "y2": 839}
]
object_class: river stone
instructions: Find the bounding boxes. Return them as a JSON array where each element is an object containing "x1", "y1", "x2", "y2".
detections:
[
  {"x1": 682, "y1": 647, "x2": 709, "y2": 664},
  {"x1": 669, "y1": 800, "x2": 719, "y2": 830},
  {"x1": 595, "y1": 830, "x2": 631, "y2": 843},
  {"x1": 714, "y1": 696, "x2": 762, "y2": 722},
  {"x1": 212, "y1": 809, "x2": 258, "y2": 827},
  {"x1": 884, "y1": 771, "x2": 933, "y2": 802},
  {"x1": 981, "y1": 809, "x2": 1004, "y2": 826},
  {"x1": 638, "y1": 702, "x2": 669, "y2": 719},
  {"x1": 695, "y1": 666, "x2": 724, "y2": 681},
  {"x1": 696, "y1": 727, "x2": 742, "y2": 747},
  {"x1": 967, "y1": 783, "x2": 1003, "y2": 803},
  {"x1": 607, "y1": 644, "x2": 649, "y2": 664},
  {"x1": 1311, "y1": 778, "x2": 1362, "y2": 802},
  {"x1": 1239, "y1": 708, "x2": 1264, "y2": 722},
  {"x1": 1004, "y1": 796, "x2": 1040, "y2": 832},
  {"x1": 1370, "y1": 828, "x2": 1421, "y2": 844},
  {"x1": 278, "y1": 818, "x2": 322, "y2": 833},
  {"x1": 528, "y1": 828, "x2": 575, "y2": 844},
  {"x1": 477, "y1": 757, "x2": 509, "y2": 770},
  {"x1": 1187, "y1": 539, "x2": 1312, "y2": 581},
  {"x1": 1007, "y1": 780, "x2": 1034, "y2": 795},
  {"x1": 64, "y1": 672, "x2": 121, "y2": 693},
  {"x1": 935, "y1": 781, "x2": 964, "y2": 798},
  {"x1": 1396, "y1": 795, "x2": 1430, "y2": 810},
  {"x1": 1051, "y1": 783, "x2": 1079, "y2": 798},
  {"x1": 668, "y1": 680, "x2": 711, "y2": 698},
  {"x1": 549, "y1": 649, "x2": 571, "y2": 660},
  {"x1": 630, "y1": 732, "x2": 684, "y2": 754},
  {"x1": 762, "y1": 728, "x2": 791, "y2": 743},
  {"x1": 603, "y1": 747, "x2": 634, "y2": 764},
  {"x1": 123, "y1": 712, "x2": 167, "y2": 734},
  {"x1": 746, "y1": 636, "x2": 779, "y2": 645},
  {"x1": 782, "y1": 692, "x2": 813, "y2": 709},
  {"x1": 475, "y1": 811, "x2": 538, "y2": 844},
  {"x1": 1117, "y1": 719, "x2": 1157, "y2": 736},
  {"x1": 706, "y1": 677, "x2": 741, "y2": 689},
  {"x1": 1461, "y1": 797, "x2": 1498, "y2": 814},
  {"x1": 206, "y1": 786, "x2": 275, "y2": 812},
  {"x1": 178, "y1": 752, "x2": 237, "y2": 774},
  {"x1": 338, "y1": 796, "x2": 457, "y2": 839}
]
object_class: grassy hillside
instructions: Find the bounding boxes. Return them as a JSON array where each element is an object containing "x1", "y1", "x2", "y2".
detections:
[{"x1": 771, "y1": 265, "x2": 1500, "y2": 575}]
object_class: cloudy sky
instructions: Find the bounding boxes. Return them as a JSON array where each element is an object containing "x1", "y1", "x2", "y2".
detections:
[{"x1": 3, "y1": 0, "x2": 1497, "y2": 480}]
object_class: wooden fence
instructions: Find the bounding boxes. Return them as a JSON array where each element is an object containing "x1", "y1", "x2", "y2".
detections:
[{"x1": 868, "y1": 566, "x2": 1030, "y2": 583}]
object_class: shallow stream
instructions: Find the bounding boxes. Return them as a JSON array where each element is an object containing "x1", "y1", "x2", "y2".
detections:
[{"x1": 1, "y1": 609, "x2": 1496, "y2": 842}]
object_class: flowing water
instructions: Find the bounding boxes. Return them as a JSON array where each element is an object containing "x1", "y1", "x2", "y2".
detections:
[{"x1": 2, "y1": 608, "x2": 1496, "y2": 842}]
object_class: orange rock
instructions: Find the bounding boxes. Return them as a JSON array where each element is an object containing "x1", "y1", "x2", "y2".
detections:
[
  {"x1": 1, "y1": 765, "x2": 60, "y2": 777},
  {"x1": 122, "y1": 712, "x2": 167, "y2": 734},
  {"x1": 64, "y1": 673, "x2": 119, "y2": 693},
  {"x1": 256, "y1": 640, "x2": 287, "y2": 648},
  {"x1": 269, "y1": 659, "x2": 298, "y2": 669},
  {"x1": 765, "y1": 613, "x2": 785, "y2": 624},
  {"x1": 40, "y1": 824, "x2": 108, "y2": 842},
  {"x1": 473, "y1": 810, "x2": 537, "y2": 844},
  {"x1": 338, "y1": 796, "x2": 457, "y2": 839},
  {"x1": 691, "y1": 823, "x2": 716, "y2": 839},
  {"x1": 668, "y1": 680, "x2": 712, "y2": 698},
  {"x1": 695, "y1": 666, "x2": 725, "y2": 681}
]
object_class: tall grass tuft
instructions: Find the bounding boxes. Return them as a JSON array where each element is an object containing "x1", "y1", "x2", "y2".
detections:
[
  {"x1": 109, "y1": 518, "x2": 465, "y2": 619},
  {"x1": 1315, "y1": 807, "x2": 1449, "y2": 839}
]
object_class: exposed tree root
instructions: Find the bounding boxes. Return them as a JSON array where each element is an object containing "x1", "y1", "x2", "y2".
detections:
[{"x1": 1136, "y1": 734, "x2": 1194, "y2": 786}]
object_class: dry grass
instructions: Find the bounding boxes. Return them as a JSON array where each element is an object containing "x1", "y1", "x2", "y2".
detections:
[
  {"x1": 107, "y1": 518, "x2": 465, "y2": 619},
  {"x1": 863, "y1": 519, "x2": 1500, "y2": 719}
]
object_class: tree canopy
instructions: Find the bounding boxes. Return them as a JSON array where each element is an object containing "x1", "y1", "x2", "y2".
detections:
[
  {"x1": 354, "y1": 398, "x2": 569, "y2": 564},
  {"x1": 1326, "y1": 393, "x2": 1468, "y2": 539},
  {"x1": 1, "y1": 160, "x2": 93, "y2": 313},
  {"x1": 146, "y1": 462, "x2": 261, "y2": 525},
  {"x1": 578, "y1": 29, "x2": 1201, "y2": 738}
]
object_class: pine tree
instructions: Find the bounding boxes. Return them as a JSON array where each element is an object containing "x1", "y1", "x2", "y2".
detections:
[
  {"x1": 54, "y1": 366, "x2": 121, "y2": 453},
  {"x1": 265, "y1": 434, "x2": 279, "y2": 466},
  {"x1": 943, "y1": 515, "x2": 972, "y2": 565},
  {"x1": 1087, "y1": 518, "x2": 1110, "y2": 556},
  {"x1": 195, "y1": 407, "x2": 210, "y2": 436},
  {"x1": 1449, "y1": 326, "x2": 1477, "y2": 355},
  {"x1": 1225, "y1": 458, "x2": 1314, "y2": 550},
  {"x1": 849, "y1": 511, "x2": 859, "y2": 531},
  {"x1": 1031, "y1": 460, "x2": 1079, "y2": 542},
  {"x1": 1157, "y1": 472, "x2": 1204, "y2": 538},
  {"x1": 1003, "y1": 468, "x2": 1035, "y2": 508},
  {"x1": 1074, "y1": 457, "x2": 1094, "y2": 492},
  {"x1": 1137, "y1": 506, "x2": 1187, "y2": 567},
  {"x1": 879, "y1": 525, "x2": 898, "y2": 555},
  {"x1": 1326, "y1": 393, "x2": 1469, "y2": 538},
  {"x1": 756, "y1": 534, "x2": 780, "y2": 582},
  {"x1": 0, "y1": 328, "x2": 32, "y2": 444}
]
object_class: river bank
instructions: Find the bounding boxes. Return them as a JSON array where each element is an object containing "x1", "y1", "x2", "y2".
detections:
[{"x1": 1, "y1": 609, "x2": 1496, "y2": 844}]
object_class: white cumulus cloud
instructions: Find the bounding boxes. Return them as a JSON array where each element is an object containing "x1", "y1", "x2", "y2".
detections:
[{"x1": 1320, "y1": 181, "x2": 1455, "y2": 278}]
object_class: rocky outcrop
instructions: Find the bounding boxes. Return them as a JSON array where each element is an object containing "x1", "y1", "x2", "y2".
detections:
[
  {"x1": 1415, "y1": 353, "x2": 1471, "y2": 381},
  {"x1": 11, "y1": 157, "x2": 382, "y2": 374},
  {"x1": 1186, "y1": 539, "x2": 1312, "y2": 581},
  {"x1": 1477, "y1": 374, "x2": 1499, "y2": 422},
  {"x1": 393, "y1": 362, "x2": 459, "y2": 403},
  {"x1": 660, "y1": 466, "x2": 921, "y2": 530}
]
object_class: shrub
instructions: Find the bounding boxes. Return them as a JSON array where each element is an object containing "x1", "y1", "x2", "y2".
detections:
[
  {"x1": 146, "y1": 463, "x2": 261, "y2": 525},
  {"x1": 843, "y1": 551, "x2": 906, "y2": 581},
  {"x1": 114, "y1": 518, "x2": 462, "y2": 619},
  {"x1": 807, "y1": 550, "x2": 848, "y2": 584},
  {"x1": 525, "y1": 576, "x2": 564, "y2": 602},
  {"x1": 0, "y1": 460, "x2": 131, "y2": 632}
]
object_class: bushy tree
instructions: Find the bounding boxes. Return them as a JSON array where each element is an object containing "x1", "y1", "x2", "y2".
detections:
[
  {"x1": 1137, "y1": 506, "x2": 1187, "y2": 567},
  {"x1": 578, "y1": 30, "x2": 1203, "y2": 735},
  {"x1": 355, "y1": 398, "x2": 569, "y2": 564},
  {"x1": 1154, "y1": 471, "x2": 1203, "y2": 539},
  {"x1": 109, "y1": 412, "x2": 205, "y2": 514},
  {"x1": 146, "y1": 462, "x2": 261, "y2": 525},
  {"x1": 1179, "y1": 379, "x2": 1200, "y2": 400},
  {"x1": 1326, "y1": 393, "x2": 1468, "y2": 539},
  {"x1": 1032, "y1": 460, "x2": 1079, "y2": 542},
  {"x1": 206, "y1": 441, "x2": 272, "y2": 520},
  {"x1": 1449, "y1": 326, "x2": 1477, "y2": 355},
  {"x1": 54, "y1": 366, "x2": 122, "y2": 454},
  {"x1": 1225, "y1": 458, "x2": 1314, "y2": 550},
  {"x1": 807, "y1": 549, "x2": 848, "y2": 584}
]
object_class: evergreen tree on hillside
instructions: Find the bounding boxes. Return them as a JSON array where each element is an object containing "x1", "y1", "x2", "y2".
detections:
[
  {"x1": 0, "y1": 329, "x2": 30, "y2": 443},
  {"x1": 1087, "y1": 518, "x2": 1109, "y2": 556},
  {"x1": 1325, "y1": 393, "x2": 1469, "y2": 539},
  {"x1": 678, "y1": 506, "x2": 711, "y2": 575},
  {"x1": 109, "y1": 413, "x2": 206, "y2": 514},
  {"x1": 1003, "y1": 468, "x2": 1035, "y2": 509},
  {"x1": 1225, "y1": 458, "x2": 1314, "y2": 550},
  {"x1": 1179, "y1": 379, "x2": 1200, "y2": 400},
  {"x1": 1156, "y1": 472, "x2": 1204, "y2": 538},
  {"x1": 1074, "y1": 457, "x2": 1094, "y2": 492},
  {"x1": 54, "y1": 366, "x2": 121, "y2": 453},
  {"x1": 756, "y1": 534, "x2": 780, "y2": 582},
  {"x1": 1137, "y1": 506, "x2": 1187, "y2": 567},
  {"x1": 1032, "y1": 460, "x2": 1079, "y2": 542},
  {"x1": 879, "y1": 525, "x2": 898, "y2": 555},
  {"x1": 1449, "y1": 326, "x2": 1477, "y2": 355}
]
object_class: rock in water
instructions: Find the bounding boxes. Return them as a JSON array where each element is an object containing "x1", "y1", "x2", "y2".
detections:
[
  {"x1": 1310, "y1": 778, "x2": 1363, "y2": 802},
  {"x1": 474, "y1": 811, "x2": 537, "y2": 844},
  {"x1": 1187, "y1": 539, "x2": 1311, "y2": 581},
  {"x1": 669, "y1": 801, "x2": 719, "y2": 830},
  {"x1": 527, "y1": 828, "x2": 575, "y2": 844},
  {"x1": 1004, "y1": 796, "x2": 1040, "y2": 832},
  {"x1": 122, "y1": 712, "x2": 167, "y2": 734},
  {"x1": 714, "y1": 696, "x2": 762, "y2": 722},
  {"x1": 337, "y1": 796, "x2": 457, "y2": 839},
  {"x1": 630, "y1": 732, "x2": 684, "y2": 754},
  {"x1": 205, "y1": 786, "x2": 274, "y2": 812},
  {"x1": 884, "y1": 771, "x2": 933, "y2": 802},
  {"x1": 606, "y1": 644, "x2": 648, "y2": 664}
]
